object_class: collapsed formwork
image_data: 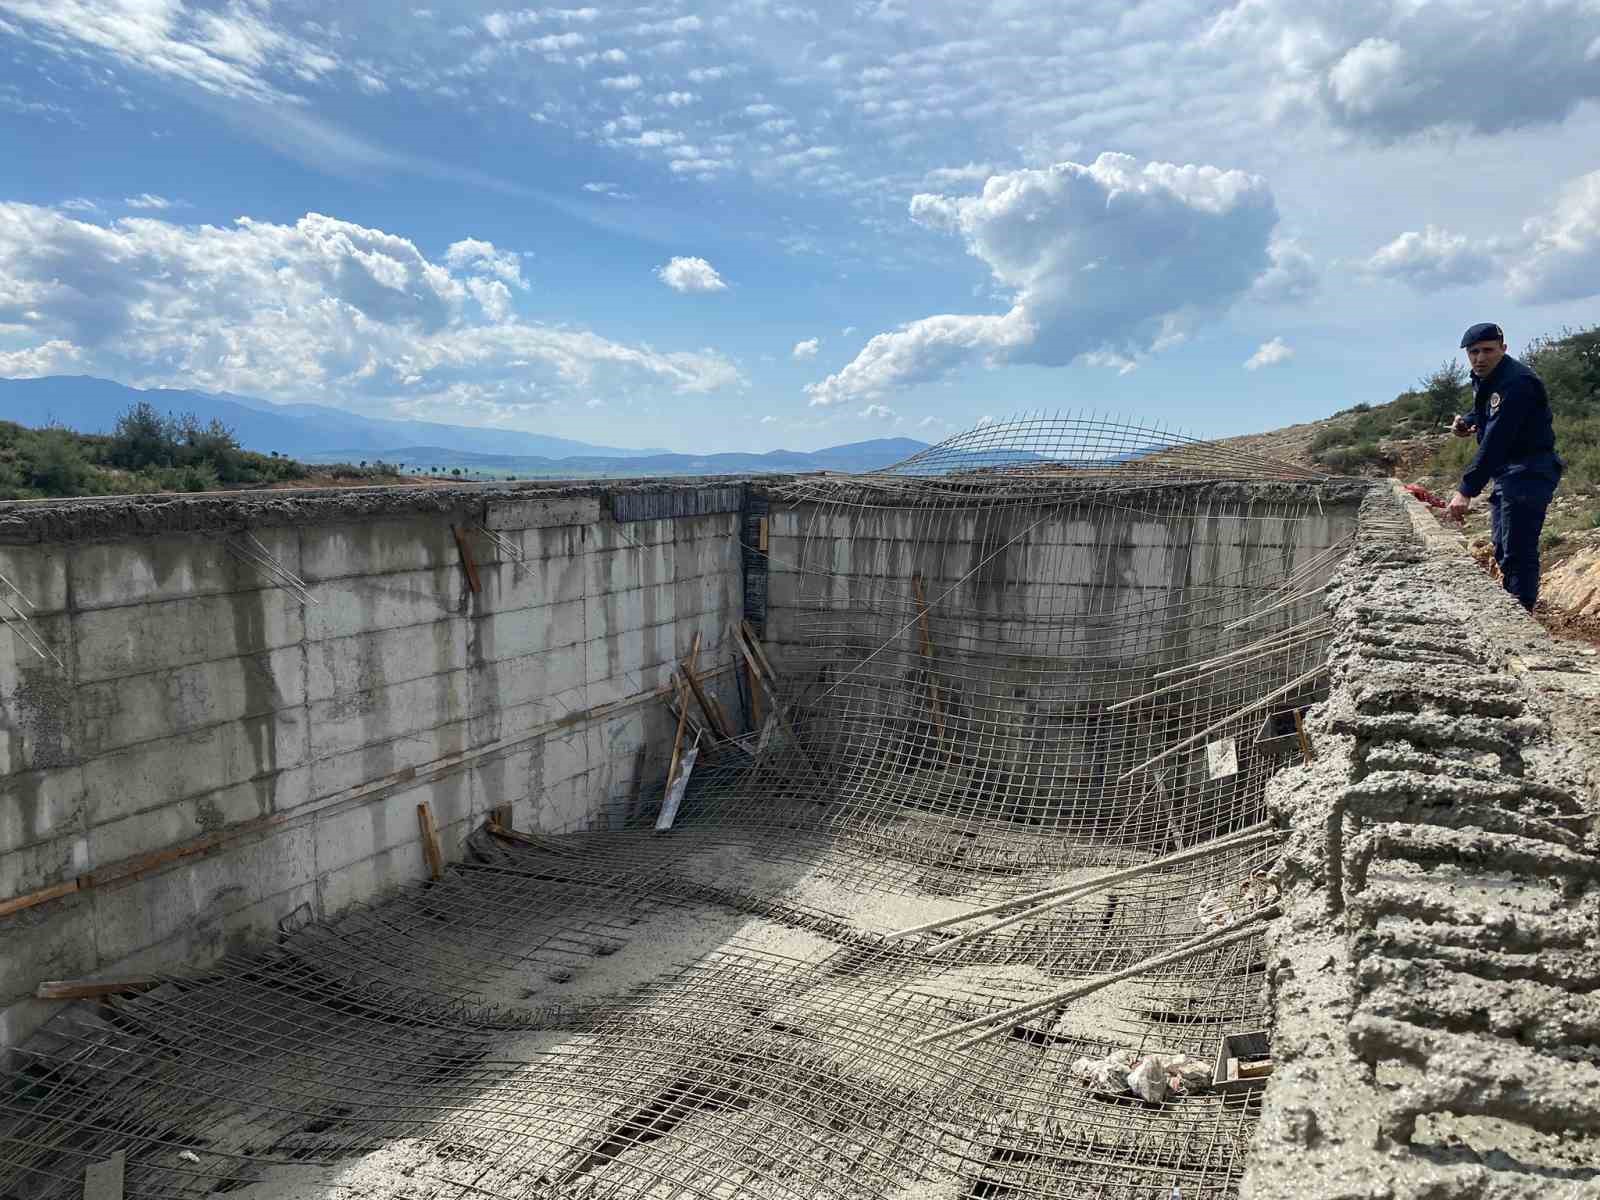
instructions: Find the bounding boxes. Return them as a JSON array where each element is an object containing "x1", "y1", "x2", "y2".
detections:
[{"x1": 0, "y1": 419, "x2": 1364, "y2": 1200}]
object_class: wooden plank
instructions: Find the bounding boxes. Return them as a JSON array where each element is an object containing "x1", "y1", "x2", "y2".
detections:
[
  {"x1": 665, "y1": 675, "x2": 691, "y2": 795},
  {"x1": 0, "y1": 877, "x2": 79, "y2": 921},
  {"x1": 739, "y1": 620, "x2": 781, "y2": 687},
  {"x1": 416, "y1": 802, "x2": 444, "y2": 881},
  {"x1": 745, "y1": 655, "x2": 762, "y2": 726},
  {"x1": 450, "y1": 524, "x2": 482, "y2": 594},
  {"x1": 680, "y1": 657, "x2": 735, "y2": 741},
  {"x1": 37, "y1": 976, "x2": 160, "y2": 1001},
  {"x1": 656, "y1": 743, "x2": 698, "y2": 832},
  {"x1": 757, "y1": 515, "x2": 769, "y2": 552},
  {"x1": 492, "y1": 805, "x2": 513, "y2": 831},
  {"x1": 1293, "y1": 708, "x2": 1316, "y2": 764},
  {"x1": 84, "y1": 1150, "x2": 125, "y2": 1200}
]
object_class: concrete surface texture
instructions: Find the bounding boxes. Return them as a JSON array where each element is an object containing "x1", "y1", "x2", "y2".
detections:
[
  {"x1": 1245, "y1": 483, "x2": 1600, "y2": 1200},
  {"x1": 0, "y1": 486, "x2": 744, "y2": 1049}
]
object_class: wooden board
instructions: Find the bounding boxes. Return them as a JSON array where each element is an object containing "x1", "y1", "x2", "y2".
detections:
[
  {"x1": 0, "y1": 877, "x2": 79, "y2": 921},
  {"x1": 37, "y1": 976, "x2": 160, "y2": 1001},
  {"x1": 416, "y1": 802, "x2": 444, "y2": 881},
  {"x1": 450, "y1": 524, "x2": 482, "y2": 594}
]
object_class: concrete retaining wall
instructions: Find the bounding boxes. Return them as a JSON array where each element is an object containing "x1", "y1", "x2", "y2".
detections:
[{"x1": 0, "y1": 492, "x2": 744, "y2": 1048}]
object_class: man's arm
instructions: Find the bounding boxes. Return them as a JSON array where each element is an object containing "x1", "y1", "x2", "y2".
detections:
[{"x1": 1458, "y1": 379, "x2": 1538, "y2": 498}]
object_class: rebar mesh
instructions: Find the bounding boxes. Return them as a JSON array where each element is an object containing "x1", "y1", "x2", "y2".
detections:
[{"x1": 1, "y1": 418, "x2": 1362, "y2": 1200}]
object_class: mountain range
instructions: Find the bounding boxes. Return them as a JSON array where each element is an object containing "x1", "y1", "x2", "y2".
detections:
[{"x1": 0, "y1": 376, "x2": 930, "y2": 476}]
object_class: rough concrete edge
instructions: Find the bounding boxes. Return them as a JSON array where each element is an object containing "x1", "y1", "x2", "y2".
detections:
[
  {"x1": 1242, "y1": 481, "x2": 1600, "y2": 1200},
  {"x1": 0, "y1": 475, "x2": 795, "y2": 546}
]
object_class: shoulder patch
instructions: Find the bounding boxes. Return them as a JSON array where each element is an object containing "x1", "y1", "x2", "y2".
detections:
[{"x1": 1489, "y1": 392, "x2": 1502, "y2": 413}]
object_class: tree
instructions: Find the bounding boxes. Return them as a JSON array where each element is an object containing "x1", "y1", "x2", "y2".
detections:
[
  {"x1": 1419, "y1": 359, "x2": 1468, "y2": 427},
  {"x1": 109, "y1": 401, "x2": 176, "y2": 469},
  {"x1": 25, "y1": 427, "x2": 93, "y2": 495}
]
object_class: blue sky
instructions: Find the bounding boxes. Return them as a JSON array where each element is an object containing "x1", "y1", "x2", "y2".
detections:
[{"x1": 1, "y1": 1, "x2": 1598, "y2": 453}]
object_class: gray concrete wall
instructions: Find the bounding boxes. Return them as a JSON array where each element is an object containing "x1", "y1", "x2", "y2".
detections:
[{"x1": 0, "y1": 493, "x2": 744, "y2": 1048}]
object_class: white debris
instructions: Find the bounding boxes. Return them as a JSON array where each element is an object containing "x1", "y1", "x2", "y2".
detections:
[
  {"x1": 177, "y1": 1150, "x2": 201, "y2": 1164},
  {"x1": 1165, "y1": 1054, "x2": 1214, "y2": 1094},
  {"x1": 1196, "y1": 891, "x2": 1235, "y2": 929},
  {"x1": 1069, "y1": 1049, "x2": 1137, "y2": 1092},
  {"x1": 1127, "y1": 1055, "x2": 1170, "y2": 1103}
]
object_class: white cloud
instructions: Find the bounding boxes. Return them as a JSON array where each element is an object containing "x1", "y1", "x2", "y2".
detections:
[
  {"x1": 1506, "y1": 169, "x2": 1600, "y2": 303},
  {"x1": 0, "y1": 204, "x2": 740, "y2": 409},
  {"x1": 922, "y1": 163, "x2": 996, "y2": 189},
  {"x1": 1364, "y1": 225, "x2": 1492, "y2": 291},
  {"x1": 1205, "y1": 1, "x2": 1600, "y2": 137},
  {"x1": 444, "y1": 238, "x2": 528, "y2": 289},
  {"x1": 861, "y1": 403, "x2": 896, "y2": 420},
  {"x1": 917, "y1": 415, "x2": 944, "y2": 430},
  {"x1": 599, "y1": 73, "x2": 642, "y2": 90},
  {"x1": 582, "y1": 181, "x2": 634, "y2": 200},
  {"x1": 1251, "y1": 236, "x2": 1318, "y2": 304},
  {"x1": 0, "y1": 0, "x2": 342, "y2": 104},
  {"x1": 841, "y1": 326, "x2": 856, "y2": 336},
  {"x1": 0, "y1": 338, "x2": 79, "y2": 377},
  {"x1": 1244, "y1": 337, "x2": 1294, "y2": 370},
  {"x1": 760, "y1": 414, "x2": 778, "y2": 424},
  {"x1": 807, "y1": 153, "x2": 1279, "y2": 406},
  {"x1": 792, "y1": 337, "x2": 819, "y2": 360},
  {"x1": 654, "y1": 90, "x2": 697, "y2": 107},
  {"x1": 655, "y1": 255, "x2": 727, "y2": 293},
  {"x1": 124, "y1": 193, "x2": 172, "y2": 210},
  {"x1": 58, "y1": 198, "x2": 99, "y2": 212}
]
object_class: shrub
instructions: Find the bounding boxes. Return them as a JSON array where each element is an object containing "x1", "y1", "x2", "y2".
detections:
[{"x1": 1318, "y1": 442, "x2": 1385, "y2": 474}]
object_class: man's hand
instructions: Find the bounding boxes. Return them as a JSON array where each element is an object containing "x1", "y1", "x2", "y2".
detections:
[
  {"x1": 1445, "y1": 490, "x2": 1471, "y2": 522},
  {"x1": 1450, "y1": 415, "x2": 1474, "y2": 438}
]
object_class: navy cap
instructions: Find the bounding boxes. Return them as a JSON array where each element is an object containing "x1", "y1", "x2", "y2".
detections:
[{"x1": 1460, "y1": 322, "x2": 1504, "y2": 348}]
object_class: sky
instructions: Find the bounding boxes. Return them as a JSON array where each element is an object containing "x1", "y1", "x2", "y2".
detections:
[{"x1": 1, "y1": 2, "x2": 1598, "y2": 454}]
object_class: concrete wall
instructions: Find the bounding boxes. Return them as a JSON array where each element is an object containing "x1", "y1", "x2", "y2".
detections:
[
  {"x1": 760, "y1": 488, "x2": 1360, "y2": 839},
  {"x1": 0, "y1": 492, "x2": 744, "y2": 1048}
]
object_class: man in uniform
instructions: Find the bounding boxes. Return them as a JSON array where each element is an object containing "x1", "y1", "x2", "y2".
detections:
[{"x1": 1445, "y1": 322, "x2": 1563, "y2": 610}]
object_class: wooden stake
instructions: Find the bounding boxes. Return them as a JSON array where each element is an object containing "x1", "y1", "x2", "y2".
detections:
[
  {"x1": 416, "y1": 801, "x2": 444, "y2": 881},
  {"x1": 665, "y1": 675, "x2": 691, "y2": 794},
  {"x1": 37, "y1": 976, "x2": 160, "y2": 1001},
  {"x1": 450, "y1": 524, "x2": 482, "y2": 594},
  {"x1": 681, "y1": 656, "x2": 734, "y2": 741},
  {"x1": 911, "y1": 573, "x2": 947, "y2": 744},
  {"x1": 0, "y1": 877, "x2": 79, "y2": 921},
  {"x1": 492, "y1": 804, "x2": 513, "y2": 831},
  {"x1": 757, "y1": 516, "x2": 769, "y2": 552},
  {"x1": 745, "y1": 655, "x2": 762, "y2": 726},
  {"x1": 1293, "y1": 708, "x2": 1316, "y2": 765}
]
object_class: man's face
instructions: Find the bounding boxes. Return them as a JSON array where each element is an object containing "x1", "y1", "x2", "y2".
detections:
[{"x1": 1466, "y1": 339, "x2": 1506, "y2": 377}]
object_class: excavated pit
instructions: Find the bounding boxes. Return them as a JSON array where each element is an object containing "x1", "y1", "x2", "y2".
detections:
[{"x1": 0, "y1": 422, "x2": 1444, "y2": 1200}]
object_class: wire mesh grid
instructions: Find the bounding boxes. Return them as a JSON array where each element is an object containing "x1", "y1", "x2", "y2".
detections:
[{"x1": 1, "y1": 418, "x2": 1364, "y2": 1200}]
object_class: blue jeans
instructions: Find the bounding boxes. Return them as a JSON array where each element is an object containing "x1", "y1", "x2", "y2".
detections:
[{"x1": 1489, "y1": 487, "x2": 1551, "y2": 611}]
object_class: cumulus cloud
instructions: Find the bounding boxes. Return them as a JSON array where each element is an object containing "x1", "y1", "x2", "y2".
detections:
[
  {"x1": 1205, "y1": 1, "x2": 1600, "y2": 137},
  {"x1": 861, "y1": 403, "x2": 896, "y2": 420},
  {"x1": 444, "y1": 238, "x2": 527, "y2": 288},
  {"x1": 792, "y1": 337, "x2": 819, "y2": 360},
  {"x1": 599, "y1": 72, "x2": 642, "y2": 90},
  {"x1": 1507, "y1": 169, "x2": 1600, "y2": 303},
  {"x1": 0, "y1": 204, "x2": 739, "y2": 410},
  {"x1": 0, "y1": 338, "x2": 79, "y2": 377},
  {"x1": 1364, "y1": 225, "x2": 1493, "y2": 291},
  {"x1": 1251, "y1": 236, "x2": 1318, "y2": 303},
  {"x1": 1244, "y1": 337, "x2": 1294, "y2": 370},
  {"x1": 807, "y1": 153, "x2": 1279, "y2": 406},
  {"x1": 655, "y1": 255, "x2": 727, "y2": 293}
]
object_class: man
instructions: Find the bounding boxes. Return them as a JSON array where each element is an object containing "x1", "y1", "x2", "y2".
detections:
[{"x1": 1445, "y1": 322, "x2": 1562, "y2": 610}]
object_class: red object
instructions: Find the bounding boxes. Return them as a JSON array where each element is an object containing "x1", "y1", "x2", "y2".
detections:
[{"x1": 1402, "y1": 482, "x2": 1447, "y2": 509}]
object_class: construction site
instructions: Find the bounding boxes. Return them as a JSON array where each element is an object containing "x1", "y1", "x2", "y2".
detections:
[{"x1": 1, "y1": 417, "x2": 1596, "y2": 1200}]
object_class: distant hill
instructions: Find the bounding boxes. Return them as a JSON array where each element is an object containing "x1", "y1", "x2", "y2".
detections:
[
  {"x1": 0, "y1": 375, "x2": 930, "y2": 478},
  {"x1": 335, "y1": 436, "x2": 932, "y2": 477},
  {"x1": 0, "y1": 376, "x2": 670, "y2": 460}
]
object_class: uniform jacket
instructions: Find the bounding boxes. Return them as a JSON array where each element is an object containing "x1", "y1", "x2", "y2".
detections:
[{"x1": 1457, "y1": 354, "x2": 1560, "y2": 498}]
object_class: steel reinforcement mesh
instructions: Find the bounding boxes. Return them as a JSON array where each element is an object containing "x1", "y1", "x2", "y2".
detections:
[{"x1": 1, "y1": 419, "x2": 1361, "y2": 1200}]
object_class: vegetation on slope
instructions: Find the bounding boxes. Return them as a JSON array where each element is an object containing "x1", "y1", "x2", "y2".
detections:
[{"x1": 0, "y1": 402, "x2": 406, "y2": 500}]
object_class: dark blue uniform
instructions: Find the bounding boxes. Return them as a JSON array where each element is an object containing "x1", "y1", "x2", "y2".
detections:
[{"x1": 1457, "y1": 354, "x2": 1562, "y2": 610}]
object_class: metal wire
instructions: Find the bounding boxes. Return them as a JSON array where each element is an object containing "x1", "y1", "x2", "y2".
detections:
[{"x1": 0, "y1": 417, "x2": 1365, "y2": 1200}]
